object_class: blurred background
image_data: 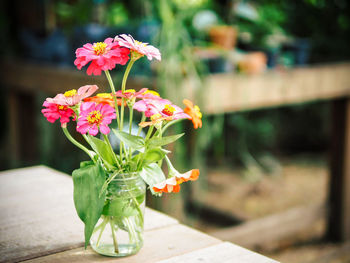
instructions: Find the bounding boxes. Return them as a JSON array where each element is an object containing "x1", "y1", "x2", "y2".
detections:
[{"x1": 1, "y1": 0, "x2": 350, "y2": 262}]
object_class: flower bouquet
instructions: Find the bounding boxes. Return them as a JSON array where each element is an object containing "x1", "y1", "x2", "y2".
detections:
[{"x1": 41, "y1": 34, "x2": 202, "y2": 257}]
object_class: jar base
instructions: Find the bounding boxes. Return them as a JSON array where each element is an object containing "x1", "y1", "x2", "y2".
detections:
[{"x1": 91, "y1": 242, "x2": 143, "y2": 257}]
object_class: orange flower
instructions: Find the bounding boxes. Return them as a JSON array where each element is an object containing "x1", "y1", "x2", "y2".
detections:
[
  {"x1": 175, "y1": 169, "x2": 200, "y2": 184},
  {"x1": 183, "y1": 99, "x2": 202, "y2": 129},
  {"x1": 152, "y1": 168, "x2": 200, "y2": 194},
  {"x1": 153, "y1": 177, "x2": 180, "y2": 194},
  {"x1": 84, "y1": 93, "x2": 124, "y2": 107}
]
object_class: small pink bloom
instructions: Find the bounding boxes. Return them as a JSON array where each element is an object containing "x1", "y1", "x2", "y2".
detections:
[
  {"x1": 74, "y1": 38, "x2": 130, "y2": 75},
  {"x1": 115, "y1": 88, "x2": 162, "y2": 100},
  {"x1": 41, "y1": 101, "x2": 75, "y2": 125},
  {"x1": 46, "y1": 85, "x2": 99, "y2": 106},
  {"x1": 115, "y1": 34, "x2": 161, "y2": 61},
  {"x1": 134, "y1": 99, "x2": 190, "y2": 119},
  {"x1": 76, "y1": 102, "x2": 116, "y2": 136},
  {"x1": 115, "y1": 88, "x2": 148, "y2": 100}
]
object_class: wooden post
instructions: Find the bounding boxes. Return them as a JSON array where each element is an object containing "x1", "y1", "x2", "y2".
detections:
[{"x1": 327, "y1": 98, "x2": 350, "y2": 241}]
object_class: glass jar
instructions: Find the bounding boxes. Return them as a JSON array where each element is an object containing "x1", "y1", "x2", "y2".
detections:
[{"x1": 90, "y1": 172, "x2": 146, "y2": 257}]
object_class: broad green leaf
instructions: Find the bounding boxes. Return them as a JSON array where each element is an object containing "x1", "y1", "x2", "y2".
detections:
[
  {"x1": 102, "y1": 197, "x2": 138, "y2": 218},
  {"x1": 147, "y1": 133, "x2": 184, "y2": 148},
  {"x1": 88, "y1": 136, "x2": 116, "y2": 167},
  {"x1": 112, "y1": 129, "x2": 145, "y2": 152},
  {"x1": 142, "y1": 148, "x2": 166, "y2": 166},
  {"x1": 72, "y1": 163, "x2": 106, "y2": 248},
  {"x1": 140, "y1": 163, "x2": 166, "y2": 195}
]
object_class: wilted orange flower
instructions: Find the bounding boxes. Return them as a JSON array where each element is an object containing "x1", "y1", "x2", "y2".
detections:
[
  {"x1": 153, "y1": 177, "x2": 180, "y2": 193},
  {"x1": 84, "y1": 93, "x2": 124, "y2": 107},
  {"x1": 152, "y1": 169, "x2": 199, "y2": 194},
  {"x1": 175, "y1": 169, "x2": 200, "y2": 184},
  {"x1": 183, "y1": 99, "x2": 202, "y2": 129}
]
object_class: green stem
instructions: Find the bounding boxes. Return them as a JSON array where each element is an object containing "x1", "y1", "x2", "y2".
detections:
[
  {"x1": 161, "y1": 118, "x2": 183, "y2": 135},
  {"x1": 145, "y1": 126, "x2": 154, "y2": 141},
  {"x1": 121, "y1": 60, "x2": 136, "y2": 92},
  {"x1": 96, "y1": 216, "x2": 109, "y2": 247},
  {"x1": 128, "y1": 106, "x2": 134, "y2": 134},
  {"x1": 103, "y1": 134, "x2": 121, "y2": 170},
  {"x1": 62, "y1": 127, "x2": 95, "y2": 161},
  {"x1": 137, "y1": 113, "x2": 146, "y2": 136},
  {"x1": 121, "y1": 173, "x2": 144, "y2": 224},
  {"x1": 119, "y1": 59, "x2": 136, "y2": 162},
  {"x1": 110, "y1": 217, "x2": 119, "y2": 254},
  {"x1": 120, "y1": 60, "x2": 135, "y2": 131},
  {"x1": 128, "y1": 106, "x2": 134, "y2": 160},
  {"x1": 104, "y1": 70, "x2": 120, "y2": 127}
]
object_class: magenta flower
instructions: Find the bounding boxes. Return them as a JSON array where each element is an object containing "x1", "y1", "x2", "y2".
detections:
[
  {"x1": 74, "y1": 38, "x2": 130, "y2": 75},
  {"x1": 42, "y1": 101, "x2": 75, "y2": 125},
  {"x1": 115, "y1": 34, "x2": 161, "y2": 61},
  {"x1": 46, "y1": 85, "x2": 98, "y2": 106},
  {"x1": 134, "y1": 99, "x2": 190, "y2": 119},
  {"x1": 76, "y1": 102, "x2": 116, "y2": 136}
]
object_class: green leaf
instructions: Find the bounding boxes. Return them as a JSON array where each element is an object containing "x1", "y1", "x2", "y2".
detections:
[
  {"x1": 147, "y1": 133, "x2": 184, "y2": 148},
  {"x1": 142, "y1": 148, "x2": 166, "y2": 166},
  {"x1": 88, "y1": 136, "x2": 116, "y2": 167},
  {"x1": 102, "y1": 197, "x2": 138, "y2": 218},
  {"x1": 112, "y1": 129, "x2": 145, "y2": 152},
  {"x1": 79, "y1": 160, "x2": 94, "y2": 168},
  {"x1": 72, "y1": 163, "x2": 106, "y2": 248},
  {"x1": 140, "y1": 163, "x2": 166, "y2": 195}
]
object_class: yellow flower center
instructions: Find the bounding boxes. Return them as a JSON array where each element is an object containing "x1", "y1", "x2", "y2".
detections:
[
  {"x1": 96, "y1": 93, "x2": 112, "y2": 99},
  {"x1": 162, "y1": 104, "x2": 175, "y2": 116},
  {"x1": 143, "y1": 90, "x2": 160, "y2": 97},
  {"x1": 194, "y1": 105, "x2": 202, "y2": 118},
  {"x1": 64, "y1": 89, "x2": 77, "y2": 97},
  {"x1": 124, "y1": 89, "x2": 136, "y2": 94},
  {"x1": 87, "y1": 110, "x2": 102, "y2": 125},
  {"x1": 57, "y1": 105, "x2": 67, "y2": 110},
  {"x1": 93, "y1": 42, "x2": 107, "y2": 55},
  {"x1": 151, "y1": 114, "x2": 162, "y2": 121},
  {"x1": 135, "y1": 40, "x2": 147, "y2": 46}
]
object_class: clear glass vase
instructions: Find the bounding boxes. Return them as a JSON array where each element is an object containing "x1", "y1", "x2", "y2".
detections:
[{"x1": 90, "y1": 172, "x2": 146, "y2": 257}]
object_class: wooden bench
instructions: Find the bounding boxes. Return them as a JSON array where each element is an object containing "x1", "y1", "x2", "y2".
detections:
[{"x1": 0, "y1": 166, "x2": 279, "y2": 263}]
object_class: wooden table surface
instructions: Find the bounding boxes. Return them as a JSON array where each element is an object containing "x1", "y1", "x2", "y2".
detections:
[{"x1": 0, "y1": 166, "x2": 279, "y2": 263}]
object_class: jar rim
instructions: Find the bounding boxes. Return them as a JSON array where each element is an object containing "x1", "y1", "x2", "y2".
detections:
[{"x1": 110, "y1": 171, "x2": 140, "y2": 181}]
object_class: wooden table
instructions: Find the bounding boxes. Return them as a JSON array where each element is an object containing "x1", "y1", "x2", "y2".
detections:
[
  {"x1": 0, "y1": 166, "x2": 278, "y2": 263},
  {"x1": 2, "y1": 60, "x2": 349, "y2": 243}
]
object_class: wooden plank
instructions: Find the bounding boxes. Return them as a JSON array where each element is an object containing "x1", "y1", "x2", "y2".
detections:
[
  {"x1": 156, "y1": 242, "x2": 279, "y2": 263},
  {"x1": 26, "y1": 224, "x2": 221, "y2": 263},
  {"x1": 0, "y1": 60, "x2": 150, "y2": 95},
  {"x1": 327, "y1": 98, "x2": 350, "y2": 241},
  {"x1": 210, "y1": 204, "x2": 326, "y2": 250},
  {"x1": 181, "y1": 63, "x2": 350, "y2": 114},
  {"x1": 0, "y1": 166, "x2": 178, "y2": 263}
]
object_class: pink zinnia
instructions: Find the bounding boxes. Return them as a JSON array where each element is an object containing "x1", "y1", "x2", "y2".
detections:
[
  {"x1": 115, "y1": 34, "x2": 161, "y2": 61},
  {"x1": 42, "y1": 101, "x2": 75, "y2": 125},
  {"x1": 46, "y1": 85, "x2": 98, "y2": 106},
  {"x1": 134, "y1": 99, "x2": 190, "y2": 119},
  {"x1": 74, "y1": 38, "x2": 130, "y2": 75},
  {"x1": 76, "y1": 102, "x2": 116, "y2": 136}
]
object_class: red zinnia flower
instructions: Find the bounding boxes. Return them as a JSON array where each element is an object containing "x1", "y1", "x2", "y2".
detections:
[
  {"x1": 41, "y1": 101, "x2": 75, "y2": 126},
  {"x1": 74, "y1": 38, "x2": 130, "y2": 75}
]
